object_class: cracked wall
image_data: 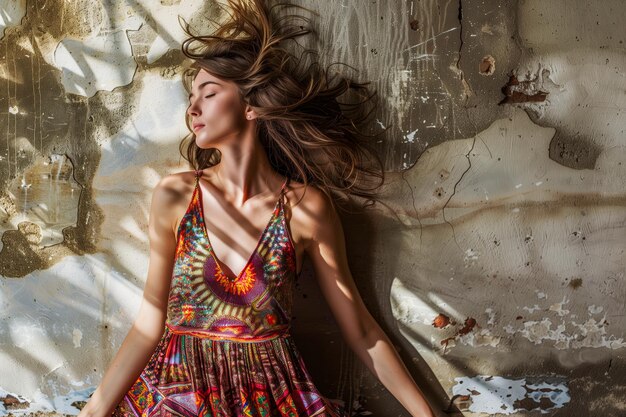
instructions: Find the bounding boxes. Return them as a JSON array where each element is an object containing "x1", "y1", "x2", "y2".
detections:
[
  {"x1": 368, "y1": 1, "x2": 625, "y2": 416},
  {"x1": 0, "y1": 0, "x2": 625, "y2": 416}
]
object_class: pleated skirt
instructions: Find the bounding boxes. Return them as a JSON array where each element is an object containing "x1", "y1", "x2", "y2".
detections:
[{"x1": 112, "y1": 325, "x2": 348, "y2": 416}]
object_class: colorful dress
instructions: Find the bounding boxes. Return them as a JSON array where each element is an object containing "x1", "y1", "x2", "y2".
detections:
[{"x1": 112, "y1": 170, "x2": 348, "y2": 416}]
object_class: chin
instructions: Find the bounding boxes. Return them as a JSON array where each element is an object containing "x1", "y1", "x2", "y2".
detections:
[
  {"x1": 195, "y1": 135, "x2": 221, "y2": 149},
  {"x1": 195, "y1": 139, "x2": 212, "y2": 149}
]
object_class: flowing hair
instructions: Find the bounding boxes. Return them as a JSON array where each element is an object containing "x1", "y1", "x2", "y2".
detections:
[{"x1": 178, "y1": 0, "x2": 389, "y2": 213}]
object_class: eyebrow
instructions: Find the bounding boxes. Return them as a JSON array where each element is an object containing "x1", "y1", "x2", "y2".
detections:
[{"x1": 188, "y1": 81, "x2": 222, "y2": 99}]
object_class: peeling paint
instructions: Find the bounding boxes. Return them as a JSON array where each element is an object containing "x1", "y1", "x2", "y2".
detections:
[
  {"x1": 433, "y1": 313, "x2": 451, "y2": 328},
  {"x1": 53, "y1": 20, "x2": 142, "y2": 97},
  {"x1": 142, "y1": 0, "x2": 210, "y2": 64},
  {"x1": 0, "y1": 386, "x2": 94, "y2": 416},
  {"x1": 548, "y1": 296, "x2": 570, "y2": 316},
  {"x1": 49, "y1": 0, "x2": 212, "y2": 97},
  {"x1": 0, "y1": 153, "x2": 84, "y2": 276},
  {"x1": 452, "y1": 375, "x2": 570, "y2": 414},
  {"x1": 391, "y1": 278, "x2": 501, "y2": 351},
  {"x1": 479, "y1": 54, "x2": 495, "y2": 76},
  {"x1": 403, "y1": 128, "x2": 419, "y2": 144},
  {"x1": 500, "y1": 73, "x2": 549, "y2": 104},
  {"x1": 389, "y1": 106, "x2": 626, "y2": 358},
  {"x1": 390, "y1": 277, "x2": 439, "y2": 327},
  {"x1": 0, "y1": 0, "x2": 624, "y2": 414},
  {"x1": 1, "y1": 154, "x2": 81, "y2": 251},
  {"x1": 72, "y1": 328, "x2": 83, "y2": 348},
  {"x1": 588, "y1": 305, "x2": 603, "y2": 315},
  {"x1": 504, "y1": 314, "x2": 625, "y2": 350},
  {"x1": 0, "y1": 389, "x2": 30, "y2": 414},
  {"x1": 485, "y1": 307, "x2": 496, "y2": 325},
  {"x1": 523, "y1": 304, "x2": 541, "y2": 313},
  {"x1": 0, "y1": 0, "x2": 26, "y2": 40},
  {"x1": 93, "y1": 72, "x2": 187, "y2": 178}
]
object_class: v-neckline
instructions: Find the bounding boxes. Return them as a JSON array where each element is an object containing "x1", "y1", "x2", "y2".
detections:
[{"x1": 194, "y1": 172, "x2": 287, "y2": 281}]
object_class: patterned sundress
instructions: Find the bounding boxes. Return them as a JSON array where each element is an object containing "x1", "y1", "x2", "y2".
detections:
[{"x1": 112, "y1": 169, "x2": 348, "y2": 416}]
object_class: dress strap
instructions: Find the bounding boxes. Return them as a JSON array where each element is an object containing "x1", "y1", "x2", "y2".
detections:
[
  {"x1": 279, "y1": 177, "x2": 290, "y2": 196},
  {"x1": 278, "y1": 177, "x2": 290, "y2": 211},
  {"x1": 194, "y1": 169, "x2": 202, "y2": 185}
]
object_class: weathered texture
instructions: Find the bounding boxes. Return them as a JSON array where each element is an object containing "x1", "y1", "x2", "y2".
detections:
[
  {"x1": 0, "y1": 0, "x2": 625, "y2": 416},
  {"x1": 0, "y1": 0, "x2": 26, "y2": 40}
]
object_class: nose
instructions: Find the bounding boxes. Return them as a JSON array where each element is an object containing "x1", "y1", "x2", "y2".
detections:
[{"x1": 187, "y1": 99, "x2": 200, "y2": 117}]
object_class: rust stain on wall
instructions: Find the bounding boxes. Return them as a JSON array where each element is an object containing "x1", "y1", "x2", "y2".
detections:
[{"x1": 499, "y1": 74, "x2": 549, "y2": 104}]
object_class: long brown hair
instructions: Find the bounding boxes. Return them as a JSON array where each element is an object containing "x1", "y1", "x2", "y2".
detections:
[{"x1": 178, "y1": 0, "x2": 388, "y2": 213}]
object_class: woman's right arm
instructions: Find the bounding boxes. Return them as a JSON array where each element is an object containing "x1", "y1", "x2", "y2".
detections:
[{"x1": 78, "y1": 175, "x2": 182, "y2": 417}]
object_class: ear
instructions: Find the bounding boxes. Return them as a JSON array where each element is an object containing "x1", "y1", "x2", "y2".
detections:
[{"x1": 244, "y1": 105, "x2": 257, "y2": 120}]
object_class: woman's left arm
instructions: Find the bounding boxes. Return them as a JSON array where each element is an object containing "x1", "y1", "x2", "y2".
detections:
[{"x1": 301, "y1": 191, "x2": 436, "y2": 417}]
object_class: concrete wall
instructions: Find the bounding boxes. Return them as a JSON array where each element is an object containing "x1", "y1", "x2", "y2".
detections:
[{"x1": 0, "y1": 1, "x2": 624, "y2": 416}]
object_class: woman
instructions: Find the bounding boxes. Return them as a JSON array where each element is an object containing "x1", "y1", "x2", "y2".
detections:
[{"x1": 79, "y1": 1, "x2": 437, "y2": 416}]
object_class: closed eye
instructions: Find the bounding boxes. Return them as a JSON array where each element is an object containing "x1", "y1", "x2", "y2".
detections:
[{"x1": 188, "y1": 94, "x2": 215, "y2": 106}]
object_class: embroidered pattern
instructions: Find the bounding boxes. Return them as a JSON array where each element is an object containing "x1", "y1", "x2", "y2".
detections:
[{"x1": 112, "y1": 170, "x2": 347, "y2": 417}]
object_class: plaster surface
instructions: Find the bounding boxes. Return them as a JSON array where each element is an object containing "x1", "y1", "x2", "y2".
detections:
[{"x1": 0, "y1": 1, "x2": 624, "y2": 416}]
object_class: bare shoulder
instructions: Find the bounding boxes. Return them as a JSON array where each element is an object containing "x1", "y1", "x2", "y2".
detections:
[
  {"x1": 149, "y1": 170, "x2": 198, "y2": 236},
  {"x1": 284, "y1": 180, "x2": 339, "y2": 244},
  {"x1": 151, "y1": 171, "x2": 197, "y2": 205}
]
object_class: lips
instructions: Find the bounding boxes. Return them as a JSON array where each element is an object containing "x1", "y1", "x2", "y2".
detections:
[{"x1": 193, "y1": 123, "x2": 205, "y2": 131}]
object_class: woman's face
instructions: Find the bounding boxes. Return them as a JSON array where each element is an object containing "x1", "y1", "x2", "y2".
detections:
[{"x1": 187, "y1": 69, "x2": 251, "y2": 148}]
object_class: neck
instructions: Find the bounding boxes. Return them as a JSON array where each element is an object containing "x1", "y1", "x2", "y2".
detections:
[{"x1": 208, "y1": 134, "x2": 283, "y2": 208}]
